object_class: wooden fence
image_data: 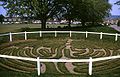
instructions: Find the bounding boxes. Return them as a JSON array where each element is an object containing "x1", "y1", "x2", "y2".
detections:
[{"x1": 0, "y1": 31, "x2": 120, "y2": 42}]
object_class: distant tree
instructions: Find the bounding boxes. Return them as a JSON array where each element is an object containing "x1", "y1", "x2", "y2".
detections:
[
  {"x1": 0, "y1": 14, "x2": 4, "y2": 24},
  {"x1": 117, "y1": 20, "x2": 120, "y2": 26},
  {"x1": 115, "y1": 1, "x2": 120, "y2": 26}
]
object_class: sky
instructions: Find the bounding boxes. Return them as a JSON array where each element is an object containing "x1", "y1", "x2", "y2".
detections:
[
  {"x1": 0, "y1": 0, "x2": 120, "y2": 16},
  {"x1": 109, "y1": 0, "x2": 120, "y2": 15}
]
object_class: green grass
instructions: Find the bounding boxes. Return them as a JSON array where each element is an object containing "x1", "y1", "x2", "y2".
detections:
[
  {"x1": 0, "y1": 24, "x2": 69, "y2": 33},
  {"x1": 0, "y1": 33, "x2": 120, "y2": 77},
  {"x1": 0, "y1": 24, "x2": 120, "y2": 77},
  {"x1": 0, "y1": 71, "x2": 37, "y2": 77},
  {"x1": 0, "y1": 24, "x2": 40, "y2": 33},
  {"x1": 0, "y1": 24, "x2": 119, "y2": 33},
  {"x1": 79, "y1": 26, "x2": 119, "y2": 33}
]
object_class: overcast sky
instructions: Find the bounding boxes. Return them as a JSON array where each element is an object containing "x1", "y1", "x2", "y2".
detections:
[{"x1": 0, "y1": 0, "x2": 120, "y2": 16}]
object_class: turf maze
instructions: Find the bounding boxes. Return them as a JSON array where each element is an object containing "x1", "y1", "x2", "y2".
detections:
[{"x1": 0, "y1": 39, "x2": 120, "y2": 76}]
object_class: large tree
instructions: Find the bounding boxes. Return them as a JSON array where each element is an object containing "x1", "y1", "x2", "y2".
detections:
[
  {"x1": 0, "y1": 0, "x2": 65, "y2": 29},
  {"x1": 61, "y1": 0, "x2": 111, "y2": 27},
  {"x1": 61, "y1": 0, "x2": 77, "y2": 27},
  {"x1": 90, "y1": 0, "x2": 111, "y2": 25},
  {"x1": 30, "y1": 0, "x2": 66, "y2": 29},
  {"x1": 0, "y1": 14, "x2": 4, "y2": 24},
  {"x1": 76, "y1": 0, "x2": 111, "y2": 26},
  {"x1": 0, "y1": 0, "x2": 34, "y2": 23},
  {"x1": 0, "y1": 0, "x2": 111, "y2": 28}
]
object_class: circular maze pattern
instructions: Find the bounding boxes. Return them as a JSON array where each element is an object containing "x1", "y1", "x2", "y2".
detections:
[{"x1": 0, "y1": 39, "x2": 120, "y2": 75}]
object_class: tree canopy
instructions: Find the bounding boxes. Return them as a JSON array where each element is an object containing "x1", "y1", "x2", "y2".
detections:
[
  {"x1": 30, "y1": 0, "x2": 65, "y2": 29},
  {"x1": 115, "y1": 0, "x2": 120, "y2": 5},
  {"x1": 0, "y1": 0, "x2": 111, "y2": 28},
  {"x1": 75, "y1": 0, "x2": 111, "y2": 26}
]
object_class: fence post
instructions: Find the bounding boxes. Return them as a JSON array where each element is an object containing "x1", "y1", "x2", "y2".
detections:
[
  {"x1": 9, "y1": 32, "x2": 12, "y2": 42},
  {"x1": 24, "y1": 31, "x2": 27, "y2": 40},
  {"x1": 115, "y1": 33, "x2": 118, "y2": 41},
  {"x1": 70, "y1": 31, "x2": 72, "y2": 37},
  {"x1": 89, "y1": 57, "x2": 92, "y2": 75},
  {"x1": 100, "y1": 32, "x2": 103, "y2": 39},
  {"x1": 37, "y1": 57, "x2": 40, "y2": 76},
  {"x1": 39, "y1": 31, "x2": 42, "y2": 37},
  {"x1": 86, "y1": 31, "x2": 88, "y2": 38},
  {"x1": 55, "y1": 31, "x2": 57, "y2": 37}
]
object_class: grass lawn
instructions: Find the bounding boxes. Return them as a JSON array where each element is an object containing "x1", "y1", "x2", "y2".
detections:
[
  {"x1": 0, "y1": 24, "x2": 69, "y2": 33},
  {"x1": 0, "y1": 24, "x2": 41, "y2": 33},
  {"x1": 0, "y1": 24, "x2": 119, "y2": 33},
  {"x1": 0, "y1": 24, "x2": 120, "y2": 77}
]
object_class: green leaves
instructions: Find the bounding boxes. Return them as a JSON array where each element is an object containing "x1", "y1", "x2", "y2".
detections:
[
  {"x1": 76, "y1": 0, "x2": 111, "y2": 26},
  {"x1": 0, "y1": 0, "x2": 111, "y2": 28}
]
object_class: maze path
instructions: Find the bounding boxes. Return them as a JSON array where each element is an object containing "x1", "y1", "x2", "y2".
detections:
[
  {"x1": 0, "y1": 48, "x2": 36, "y2": 73},
  {"x1": 93, "y1": 59, "x2": 120, "y2": 74},
  {"x1": 0, "y1": 39, "x2": 120, "y2": 75}
]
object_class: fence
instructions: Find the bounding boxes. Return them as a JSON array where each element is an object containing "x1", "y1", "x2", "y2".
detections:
[
  {"x1": 0, "y1": 31, "x2": 120, "y2": 76},
  {"x1": 0, "y1": 31, "x2": 120, "y2": 42},
  {"x1": 0, "y1": 55, "x2": 120, "y2": 76}
]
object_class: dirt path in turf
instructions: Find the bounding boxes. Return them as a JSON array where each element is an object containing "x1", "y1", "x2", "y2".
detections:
[
  {"x1": 60, "y1": 39, "x2": 79, "y2": 74},
  {"x1": 65, "y1": 63, "x2": 79, "y2": 74},
  {"x1": 41, "y1": 63, "x2": 46, "y2": 73},
  {"x1": 65, "y1": 39, "x2": 73, "y2": 49},
  {"x1": 1, "y1": 38, "x2": 120, "y2": 74},
  {"x1": 0, "y1": 39, "x2": 37, "y2": 49},
  {"x1": 37, "y1": 38, "x2": 75, "y2": 74}
]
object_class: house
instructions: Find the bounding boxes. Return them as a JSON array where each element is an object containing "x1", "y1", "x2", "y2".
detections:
[
  {"x1": 104, "y1": 15, "x2": 120, "y2": 25},
  {"x1": 3, "y1": 17, "x2": 22, "y2": 24}
]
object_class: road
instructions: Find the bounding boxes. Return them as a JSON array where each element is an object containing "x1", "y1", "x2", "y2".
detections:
[{"x1": 110, "y1": 25, "x2": 120, "y2": 32}]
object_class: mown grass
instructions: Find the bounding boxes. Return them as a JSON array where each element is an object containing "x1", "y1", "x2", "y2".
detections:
[
  {"x1": 0, "y1": 24, "x2": 119, "y2": 33},
  {"x1": 0, "y1": 71, "x2": 37, "y2": 77},
  {"x1": 0, "y1": 33, "x2": 120, "y2": 77},
  {"x1": 0, "y1": 24, "x2": 68, "y2": 33},
  {"x1": 0, "y1": 24, "x2": 120, "y2": 77}
]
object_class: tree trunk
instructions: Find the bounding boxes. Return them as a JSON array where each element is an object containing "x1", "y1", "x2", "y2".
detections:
[
  {"x1": 68, "y1": 19, "x2": 71, "y2": 28},
  {"x1": 92, "y1": 21, "x2": 95, "y2": 26},
  {"x1": 41, "y1": 19, "x2": 47, "y2": 30},
  {"x1": 81, "y1": 20, "x2": 85, "y2": 26},
  {"x1": 92, "y1": 18, "x2": 95, "y2": 26}
]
